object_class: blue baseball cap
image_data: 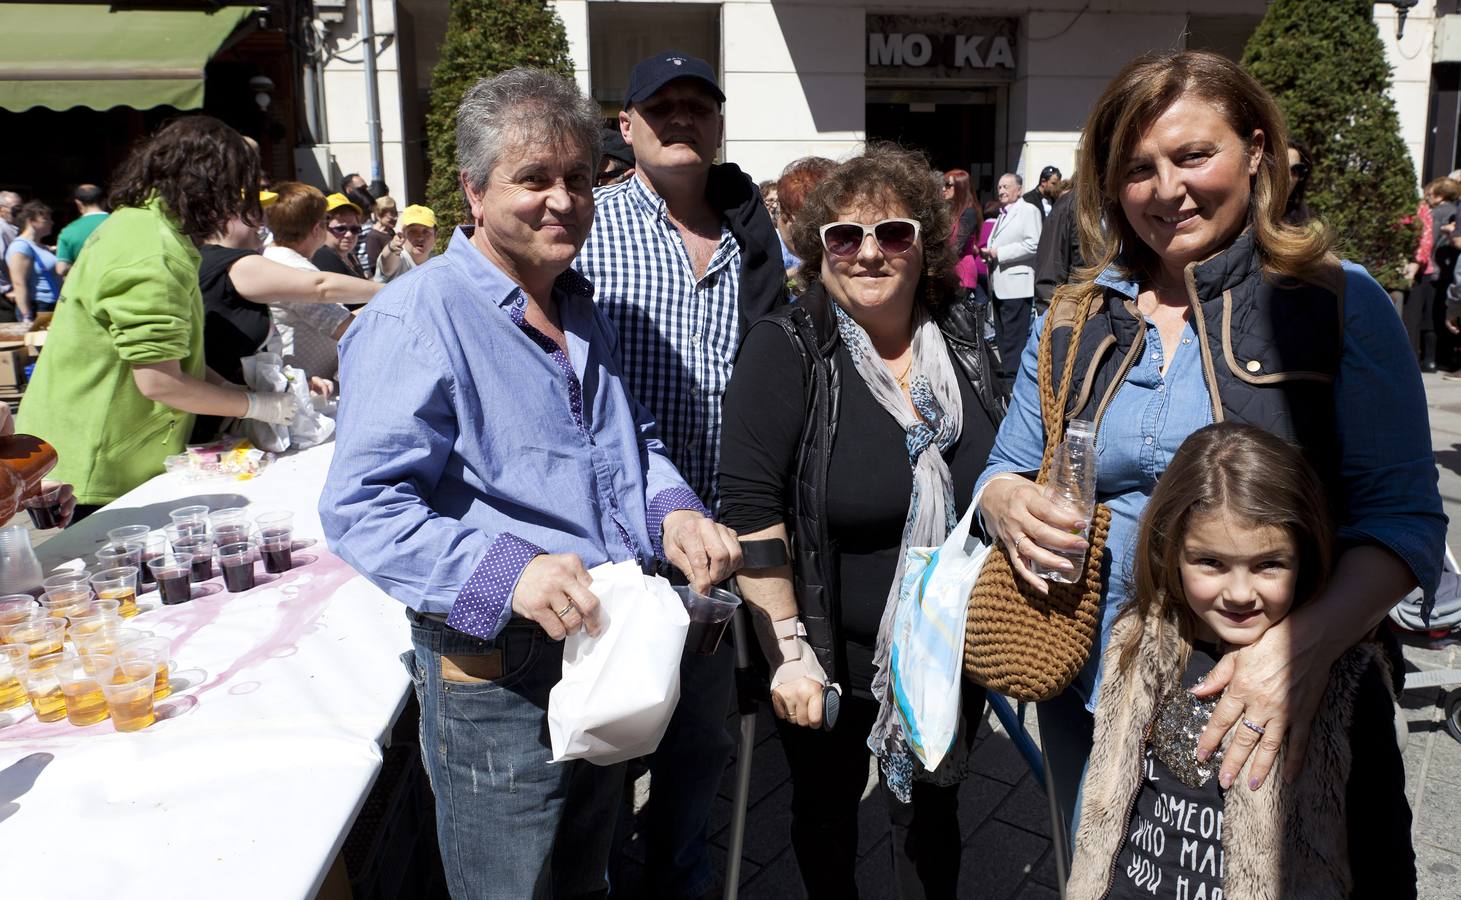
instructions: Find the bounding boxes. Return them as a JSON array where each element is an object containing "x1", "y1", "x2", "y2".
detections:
[{"x1": 623, "y1": 51, "x2": 725, "y2": 108}]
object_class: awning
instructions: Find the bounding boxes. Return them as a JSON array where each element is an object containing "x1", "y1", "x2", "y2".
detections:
[{"x1": 0, "y1": 4, "x2": 254, "y2": 112}]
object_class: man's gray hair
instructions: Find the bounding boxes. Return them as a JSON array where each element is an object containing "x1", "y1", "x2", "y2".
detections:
[
  {"x1": 0, "y1": 191, "x2": 19, "y2": 207},
  {"x1": 1003, "y1": 172, "x2": 1023, "y2": 187},
  {"x1": 456, "y1": 69, "x2": 603, "y2": 193}
]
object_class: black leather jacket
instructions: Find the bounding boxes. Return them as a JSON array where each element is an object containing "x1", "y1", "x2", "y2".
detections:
[{"x1": 756, "y1": 283, "x2": 1006, "y2": 681}]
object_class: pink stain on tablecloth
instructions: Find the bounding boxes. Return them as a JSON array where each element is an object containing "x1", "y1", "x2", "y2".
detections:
[{"x1": 0, "y1": 549, "x2": 360, "y2": 747}]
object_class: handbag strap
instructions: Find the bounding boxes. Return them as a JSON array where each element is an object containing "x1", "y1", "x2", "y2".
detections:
[{"x1": 1033, "y1": 284, "x2": 1102, "y2": 483}]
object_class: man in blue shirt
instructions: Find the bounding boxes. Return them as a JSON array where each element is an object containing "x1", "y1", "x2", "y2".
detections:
[
  {"x1": 574, "y1": 52, "x2": 785, "y2": 899},
  {"x1": 320, "y1": 68, "x2": 741, "y2": 899}
]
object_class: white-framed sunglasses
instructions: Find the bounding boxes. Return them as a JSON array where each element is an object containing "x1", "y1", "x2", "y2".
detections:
[{"x1": 818, "y1": 218, "x2": 921, "y2": 259}]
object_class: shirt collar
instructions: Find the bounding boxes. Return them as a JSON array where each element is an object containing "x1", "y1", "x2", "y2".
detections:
[
  {"x1": 624, "y1": 173, "x2": 669, "y2": 219},
  {"x1": 1094, "y1": 265, "x2": 1140, "y2": 299},
  {"x1": 444, "y1": 225, "x2": 596, "y2": 310}
]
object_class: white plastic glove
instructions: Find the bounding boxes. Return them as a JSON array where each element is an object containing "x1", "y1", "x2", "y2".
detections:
[{"x1": 243, "y1": 391, "x2": 301, "y2": 426}]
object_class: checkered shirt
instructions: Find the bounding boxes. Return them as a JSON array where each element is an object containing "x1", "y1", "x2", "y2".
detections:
[{"x1": 575, "y1": 176, "x2": 741, "y2": 509}]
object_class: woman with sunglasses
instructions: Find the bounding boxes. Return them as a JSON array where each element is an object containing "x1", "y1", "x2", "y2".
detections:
[
  {"x1": 718, "y1": 145, "x2": 1004, "y2": 899},
  {"x1": 941, "y1": 169, "x2": 983, "y2": 308},
  {"x1": 310, "y1": 193, "x2": 368, "y2": 279}
]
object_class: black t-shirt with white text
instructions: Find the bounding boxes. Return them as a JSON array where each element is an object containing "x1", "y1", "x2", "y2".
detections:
[{"x1": 1108, "y1": 646, "x2": 1225, "y2": 900}]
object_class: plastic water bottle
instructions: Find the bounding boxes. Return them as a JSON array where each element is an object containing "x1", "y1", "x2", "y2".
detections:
[
  {"x1": 0, "y1": 524, "x2": 43, "y2": 594},
  {"x1": 1032, "y1": 419, "x2": 1097, "y2": 584}
]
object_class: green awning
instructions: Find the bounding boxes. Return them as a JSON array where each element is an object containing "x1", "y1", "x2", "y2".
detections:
[{"x1": 0, "y1": 4, "x2": 254, "y2": 112}]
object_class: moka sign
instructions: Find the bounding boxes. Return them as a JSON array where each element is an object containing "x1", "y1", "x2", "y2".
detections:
[{"x1": 866, "y1": 15, "x2": 1017, "y2": 80}]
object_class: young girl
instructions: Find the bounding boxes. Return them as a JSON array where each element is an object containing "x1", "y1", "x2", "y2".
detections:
[{"x1": 1066, "y1": 422, "x2": 1415, "y2": 900}]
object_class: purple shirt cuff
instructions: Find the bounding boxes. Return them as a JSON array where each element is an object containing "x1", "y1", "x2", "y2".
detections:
[
  {"x1": 446, "y1": 532, "x2": 545, "y2": 639},
  {"x1": 647, "y1": 486, "x2": 711, "y2": 560}
]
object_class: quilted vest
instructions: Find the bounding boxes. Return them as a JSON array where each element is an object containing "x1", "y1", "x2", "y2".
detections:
[{"x1": 1046, "y1": 231, "x2": 1346, "y2": 502}]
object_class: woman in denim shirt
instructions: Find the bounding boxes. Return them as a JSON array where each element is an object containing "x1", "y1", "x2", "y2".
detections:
[{"x1": 973, "y1": 51, "x2": 1446, "y2": 838}]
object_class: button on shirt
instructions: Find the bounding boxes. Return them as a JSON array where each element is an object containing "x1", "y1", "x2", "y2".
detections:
[
  {"x1": 575, "y1": 175, "x2": 742, "y2": 509},
  {"x1": 320, "y1": 227, "x2": 705, "y2": 640}
]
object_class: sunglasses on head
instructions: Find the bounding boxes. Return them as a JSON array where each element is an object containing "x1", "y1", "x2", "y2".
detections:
[
  {"x1": 1290, "y1": 163, "x2": 1310, "y2": 179},
  {"x1": 819, "y1": 218, "x2": 921, "y2": 259},
  {"x1": 328, "y1": 224, "x2": 362, "y2": 236}
]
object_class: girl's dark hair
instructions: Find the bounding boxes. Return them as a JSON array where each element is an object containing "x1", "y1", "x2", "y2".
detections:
[
  {"x1": 1117, "y1": 422, "x2": 1334, "y2": 675},
  {"x1": 1284, "y1": 139, "x2": 1314, "y2": 227},
  {"x1": 16, "y1": 201, "x2": 51, "y2": 231},
  {"x1": 790, "y1": 142, "x2": 957, "y2": 308},
  {"x1": 110, "y1": 115, "x2": 262, "y2": 244}
]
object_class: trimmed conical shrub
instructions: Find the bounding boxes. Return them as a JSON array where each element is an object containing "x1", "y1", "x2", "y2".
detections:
[
  {"x1": 1243, "y1": 0, "x2": 1420, "y2": 290},
  {"x1": 424, "y1": 0, "x2": 574, "y2": 246}
]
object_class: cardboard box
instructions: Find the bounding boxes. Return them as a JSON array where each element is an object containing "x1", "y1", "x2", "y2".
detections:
[{"x1": 0, "y1": 347, "x2": 28, "y2": 389}]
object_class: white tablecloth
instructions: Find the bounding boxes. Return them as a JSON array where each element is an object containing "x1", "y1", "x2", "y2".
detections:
[{"x1": 0, "y1": 441, "x2": 413, "y2": 898}]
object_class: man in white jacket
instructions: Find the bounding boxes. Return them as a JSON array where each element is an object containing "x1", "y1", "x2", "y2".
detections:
[{"x1": 983, "y1": 172, "x2": 1043, "y2": 388}]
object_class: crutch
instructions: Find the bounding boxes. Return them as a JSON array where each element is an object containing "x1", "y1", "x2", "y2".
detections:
[
  {"x1": 722, "y1": 604, "x2": 757, "y2": 900},
  {"x1": 986, "y1": 693, "x2": 1068, "y2": 896}
]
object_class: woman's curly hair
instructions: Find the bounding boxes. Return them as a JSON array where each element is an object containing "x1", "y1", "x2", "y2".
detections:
[
  {"x1": 790, "y1": 143, "x2": 958, "y2": 309},
  {"x1": 110, "y1": 115, "x2": 262, "y2": 244}
]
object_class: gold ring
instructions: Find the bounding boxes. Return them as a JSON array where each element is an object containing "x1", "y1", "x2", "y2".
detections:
[
  {"x1": 1014, "y1": 535, "x2": 1029, "y2": 555},
  {"x1": 555, "y1": 603, "x2": 574, "y2": 618}
]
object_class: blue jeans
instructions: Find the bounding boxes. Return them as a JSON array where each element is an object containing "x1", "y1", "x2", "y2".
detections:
[
  {"x1": 406, "y1": 611, "x2": 625, "y2": 899},
  {"x1": 640, "y1": 637, "x2": 736, "y2": 897}
]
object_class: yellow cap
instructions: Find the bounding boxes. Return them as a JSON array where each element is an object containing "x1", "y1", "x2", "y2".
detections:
[
  {"x1": 324, "y1": 192, "x2": 363, "y2": 217},
  {"x1": 398, "y1": 204, "x2": 437, "y2": 230},
  {"x1": 259, "y1": 190, "x2": 278, "y2": 208}
]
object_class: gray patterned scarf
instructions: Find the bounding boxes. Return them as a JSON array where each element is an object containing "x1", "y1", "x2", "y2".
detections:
[{"x1": 832, "y1": 303, "x2": 965, "y2": 800}]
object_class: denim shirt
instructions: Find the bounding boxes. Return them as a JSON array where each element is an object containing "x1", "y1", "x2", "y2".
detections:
[
  {"x1": 321, "y1": 228, "x2": 705, "y2": 640},
  {"x1": 975, "y1": 262, "x2": 1445, "y2": 709}
]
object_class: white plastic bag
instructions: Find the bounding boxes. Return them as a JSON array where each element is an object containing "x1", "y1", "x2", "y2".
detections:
[
  {"x1": 548, "y1": 560, "x2": 689, "y2": 765},
  {"x1": 891, "y1": 503, "x2": 992, "y2": 771},
  {"x1": 239, "y1": 352, "x2": 335, "y2": 453}
]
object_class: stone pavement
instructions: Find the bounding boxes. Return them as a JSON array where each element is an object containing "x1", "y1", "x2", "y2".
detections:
[{"x1": 615, "y1": 368, "x2": 1461, "y2": 899}]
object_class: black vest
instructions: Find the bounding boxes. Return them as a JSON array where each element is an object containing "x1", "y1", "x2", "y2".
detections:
[
  {"x1": 1047, "y1": 231, "x2": 1346, "y2": 503},
  {"x1": 759, "y1": 285, "x2": 1005, "y2": 679}
]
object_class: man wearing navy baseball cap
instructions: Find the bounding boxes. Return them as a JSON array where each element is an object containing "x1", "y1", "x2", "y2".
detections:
[
  {"x1": 1023, "y1": 164, "x2": 1062, "y2": 218},
  {"x1": 575, "y1": 50, "x2": 785, "y2": 900}
]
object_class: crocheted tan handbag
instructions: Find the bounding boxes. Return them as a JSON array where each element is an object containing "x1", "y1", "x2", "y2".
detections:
[{"x1": 964, "y1": 287, "x2": 1111, "y2": 702}]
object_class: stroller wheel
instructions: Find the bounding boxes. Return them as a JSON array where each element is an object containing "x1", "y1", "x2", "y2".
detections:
[{"x1": 1446, "y1": 690, "x2": 1461, "y2": 744}]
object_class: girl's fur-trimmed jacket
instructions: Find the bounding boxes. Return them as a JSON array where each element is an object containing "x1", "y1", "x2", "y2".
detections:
[{"x1": 1066, "y1": 609, "x2": 1416, "y2": 900}]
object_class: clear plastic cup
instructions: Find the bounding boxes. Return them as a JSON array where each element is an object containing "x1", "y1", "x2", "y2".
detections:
[
  {"x1": 54, "y1": 654, "x2": 110, "y2": 726},
  {"x1": 41, "y1": 572, "x2": 91, "y2": 595},
  {"x1": 71, "y1": 622, "x2": 135, "y2": 659},
  {"x1": 0, "y1": 644, "x2": 31, "y2": 710},
  {"x1": 21, "y1": 484, "x2": 65, "y2": 530},
  {"x1": 672, "y1": 586, "x2": 742, "y2": 656},
  {"x1": 0, "y1": 593, "x2": 38, "y2": 628},
  {"x1": 172, "y1": 535, "x2": 215, "y2": 582},
  {"x1": 91, "y1": 567, "x2": 140, "y2": 619},
  {"x1": 96, "y1": 541, "x2": 143, "y2": 573},
  {"x1": 5, "y1": 616, "x2": 66, "y2": 658},
  {"x1": 65, "y1": 601, "x2": 121, "y2": 642},
  {"x1": 168, "y1": 504, "x2": 211, "y2": 539},
  {"x1": 139, "y1": 532, "x2": 167, "y2": 590},
  {"x1": 17, "y1": 650, "x2": 71, "y2": 722},
  {"x1": 210, "y1": 508, "x2": 250, "y2": 547},
  {"x1": 217, "y1": 541, "x2": 256, "y2": 592},
  {"x1": 256, "y1": 512, "x2": 294, "y2": 574},
  {"x1": 148, "y1": 554, "x2": 194, "y2": 605},
  {"x1": 41, "y1": 587, "x2": 94, "y2": 620},
  {"x1": 107, "y1": 524, "x2": 152, "y2": 545},
  {"x1": 0, "y1": 611, "x2": 45, "y2": 644},
  {"x1": 94, "y1": 656, "x2": 158, "y2": 732},
  {"x1": 119, "y1": 636, "x2": 172, "y2": 702}
]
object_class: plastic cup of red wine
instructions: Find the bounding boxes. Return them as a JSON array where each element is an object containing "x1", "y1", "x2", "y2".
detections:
[
  {"x1": 254, "y1": 511, "x2": 294, "y2": 574},
  {"x1": 671, "y1": 586, "x2": 742, "y2": 656},
  {"x1": 172, "y1": 536, "x2": 215, "y2": 582},
  {"x1": 168, "y1": 504, "x2": 210, "y2": 540},
  {"x1": 21, "y1": 484, "x2": 64, "y2": 530},
  {"x1": 147, "y1": 554, "x2": 194, "y2": 605},
  {"x1": 217, "y1": 542, "x2": 256, "y2": 592}
]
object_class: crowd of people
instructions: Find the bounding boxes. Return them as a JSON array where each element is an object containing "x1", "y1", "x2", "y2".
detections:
[{"x1": 1, "y1": 45, "x2": 1445, "y2": 900}]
